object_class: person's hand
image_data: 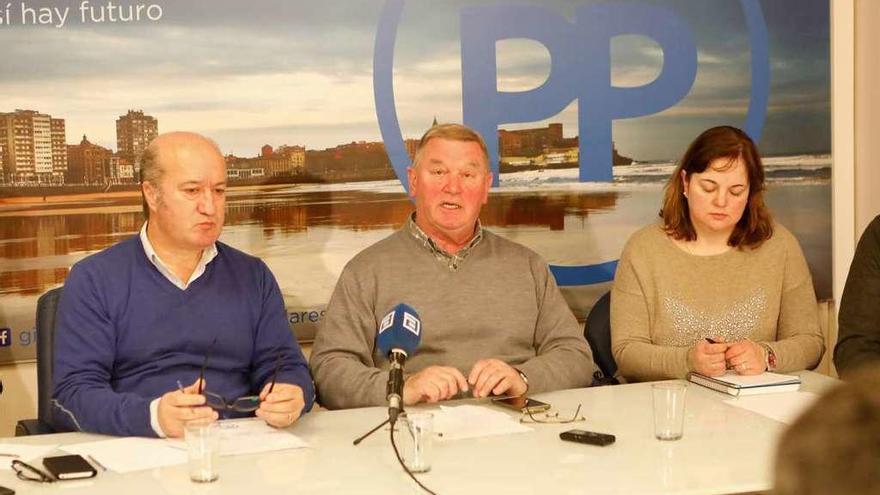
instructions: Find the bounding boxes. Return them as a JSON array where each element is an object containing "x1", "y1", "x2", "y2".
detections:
[
  {"x1": 403, "y1": 366, "x2": 469, "y2": 405},
  {"x1": 467, "y1": 359, "x2": 527, "y2": 398},
  {"x1": 688, "y1": 339, "x2": 729, "y2": 376},
  {"x1": 724, "y1": 340, "x2": 766, "y2": 375},
  {"x1": 256, "y1": 382, "x2": 305, "y2": 428},
  {"x1": 157, "y1": 378, "x2": 217, "y2": 438}
]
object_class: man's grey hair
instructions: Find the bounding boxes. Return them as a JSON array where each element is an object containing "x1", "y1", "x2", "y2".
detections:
[
  {"x1": 139, "y1": 145, "x2": 162, "y2": 219},
  {"x1": 412, "y1": 123, "x2": 490, "y2": 170}
]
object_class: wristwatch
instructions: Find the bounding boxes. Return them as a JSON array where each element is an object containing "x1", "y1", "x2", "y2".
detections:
[
  {"x1": 515, "y1": 368, "x2": 529, "y2": 393},
  {"x1": 759, "y1": 343, "x2": 777, "y2": 371}
]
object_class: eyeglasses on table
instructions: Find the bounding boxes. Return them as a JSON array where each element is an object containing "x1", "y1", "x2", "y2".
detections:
[
  {"x1": 12, "y1": 459, "x2": 54, "y2": 483},
  {"x1": 520, "y1": 403, "x2": 586, "y2": 424}
]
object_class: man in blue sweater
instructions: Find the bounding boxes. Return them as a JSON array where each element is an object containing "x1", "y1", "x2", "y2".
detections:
[{"x1": 52, "y1": 132, "x2": 313, "y2": 438}]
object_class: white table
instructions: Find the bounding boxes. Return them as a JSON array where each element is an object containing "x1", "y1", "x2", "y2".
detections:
[{"x1": 0, "y1": 371, "x2": 838, "y2": 494}]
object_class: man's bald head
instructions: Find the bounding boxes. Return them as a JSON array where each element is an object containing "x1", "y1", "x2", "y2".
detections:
[{"x1": 139, "y1": 132, "x2": 224, "y2": 218}]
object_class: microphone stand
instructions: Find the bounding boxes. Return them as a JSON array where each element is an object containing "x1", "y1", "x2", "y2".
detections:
[
  {"x1": 354, "y1": 350, "x2": 407, "y2": 445},
  {"x1": 352, "y1": 352, "x2": 406, "y2": 446},
  {"x1": 352, "y1": 417, "x2": 390, "y2": 446}
]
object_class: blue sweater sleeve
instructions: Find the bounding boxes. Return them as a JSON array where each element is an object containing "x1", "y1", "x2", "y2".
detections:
[
  {"x1": 51, "y1": 261, "x2": 155, "y2": 437},
  {"x1": 251, "y1": 261, "x2": 315, "y2": 412}
]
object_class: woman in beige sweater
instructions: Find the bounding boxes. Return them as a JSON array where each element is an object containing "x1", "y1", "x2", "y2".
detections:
[{"x1": 611, "y1": 126, "x2": 824, "y2": 382}]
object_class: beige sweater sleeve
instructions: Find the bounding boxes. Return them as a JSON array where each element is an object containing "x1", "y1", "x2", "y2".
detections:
[
  {"x1": 762, "y1": 233, "x2": 824, "y2": 372},
  {"x1": 610, "y1": 236, "x2": 692, "y2": 381}
]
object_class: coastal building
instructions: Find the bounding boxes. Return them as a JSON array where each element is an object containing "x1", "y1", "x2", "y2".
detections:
[
  {"x1": 0, "y1": 109, "x2": 67, "y2": 184},
  {"x1": 111, "y1": 155, "x2": 135, "y2": 182},
  {"x1": 116, "y1": 110, "x2": 158, "y2": 171},
  {"x1": 499, "y1": 123, "x2": 570, "y2": 157},
  {"x1": 67, "y1": 135, "x2": 111, "y2": 185},
  {"x1": 228, "y1": 144, "x2": 305, "y2": 179}
]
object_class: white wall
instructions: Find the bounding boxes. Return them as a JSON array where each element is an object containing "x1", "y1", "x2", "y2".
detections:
[{"x1": 855, "y1": 0, "x2": 880, "y2": 234}]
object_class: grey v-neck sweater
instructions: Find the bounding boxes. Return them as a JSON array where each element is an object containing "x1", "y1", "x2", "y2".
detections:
[{"x1": 310, "y1": 226, "x2": 597, "y2": 409}]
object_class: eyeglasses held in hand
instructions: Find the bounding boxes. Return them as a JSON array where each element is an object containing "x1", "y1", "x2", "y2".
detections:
[
  {"x1": 520, "y1": 403, "x2": 586, "y2": 424},
  {"x1": 197, "y1": 341, "x2": 282, "y2": 412},
  {"x1": 12, "y1": 459, "x2": 55, "y2": 483}
]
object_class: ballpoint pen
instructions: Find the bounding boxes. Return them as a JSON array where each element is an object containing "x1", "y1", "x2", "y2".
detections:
[{"x1": 87, "y1": 454, "x2": 107, "y2": 472}]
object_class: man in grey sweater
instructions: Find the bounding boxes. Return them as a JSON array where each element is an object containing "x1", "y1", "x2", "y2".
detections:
[{"x1": 309, "y1": 124, "x2": 596, "y2": 409}]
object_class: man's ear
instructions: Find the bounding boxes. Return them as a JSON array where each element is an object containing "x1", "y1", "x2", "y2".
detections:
[
  {"x1": 407, "y1": 166, "x2": 418, "y2": 199},
  {"x1": 143, "y1": 181, "x2": 160, "y2": 212}
]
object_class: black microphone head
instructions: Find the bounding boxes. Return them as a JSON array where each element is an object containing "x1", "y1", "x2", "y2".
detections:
[{"x1": 376, "y1": 303, "x2": 421, "y2": 357}]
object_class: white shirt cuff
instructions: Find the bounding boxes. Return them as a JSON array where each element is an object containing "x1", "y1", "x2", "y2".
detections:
[{"x1": 150, "y1": 398, "x2": 167, "y2": 438}]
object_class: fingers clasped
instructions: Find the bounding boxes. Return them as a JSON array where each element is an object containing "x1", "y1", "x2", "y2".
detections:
[{"x1": 690, "y1": 338, "x2": 767, "y2": 376}]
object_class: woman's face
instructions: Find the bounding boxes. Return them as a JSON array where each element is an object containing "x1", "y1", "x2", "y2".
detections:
[{"x1": 682, "y1": 157, "x2": 750, "y2": 239}]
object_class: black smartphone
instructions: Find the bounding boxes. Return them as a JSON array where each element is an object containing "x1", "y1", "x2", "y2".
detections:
[
  {"x1": 491, "y1": 396, "x2": 551, "y2": 414},
  {"x1": 559, "y1": 429, "x2": 616, "y2": 446},
  {"x1": 42, "y1": 454, "x2": 97, "y2": 480}
]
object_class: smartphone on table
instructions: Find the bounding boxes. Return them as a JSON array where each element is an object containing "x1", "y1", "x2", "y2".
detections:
[
  {"x1": 559, "y1": 429, "x2": 616, "y2": 446},
  {"x1": 490, "y1": 395, "x2": 551, "y2": 414}
]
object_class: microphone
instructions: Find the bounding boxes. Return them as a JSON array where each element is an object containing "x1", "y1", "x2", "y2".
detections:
[{"x1": 376, "y1": 303, "x2": 421, "y2": 425}]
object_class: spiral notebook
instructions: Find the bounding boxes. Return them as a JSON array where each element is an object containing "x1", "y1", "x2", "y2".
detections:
[{"x1": 687, "y1": 371, "x2": 801, "y2": 396}]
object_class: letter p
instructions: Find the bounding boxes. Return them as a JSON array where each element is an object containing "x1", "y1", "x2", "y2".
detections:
[{"x1": 460, "y1": 3, "x2": 697, "y2": 184}]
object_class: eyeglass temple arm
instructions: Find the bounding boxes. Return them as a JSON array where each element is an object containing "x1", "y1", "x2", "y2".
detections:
[
  {"x1": 267, "y1": 351, "x2": 283, "y2": 394},
  {"x1": 198, "y1": 338, "x2": 218, "y2": 395}
]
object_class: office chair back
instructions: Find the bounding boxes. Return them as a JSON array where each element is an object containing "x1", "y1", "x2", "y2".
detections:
[
  {"x1": 37, "y1": 286, "x2": 63, "y2": 426},
  {"x1": 584, "y1": 291, "x2": 618, "y2": 384},
  {"x1": 15, "y1": 286, "x2": 64, "y2": 435}
]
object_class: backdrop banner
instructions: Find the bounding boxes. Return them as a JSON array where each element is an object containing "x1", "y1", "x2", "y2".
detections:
[{"x1": 0, "y1": 0, "x2": 831, "y2": 364}]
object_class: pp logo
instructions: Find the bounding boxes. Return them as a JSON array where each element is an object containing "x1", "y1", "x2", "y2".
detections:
[
  {"x1": 402, "y1": 313, "x2": 421, "y2": 336},
  {"x1": 378, "y1": 311, "x2": 394, "y2": 334},
  {"x1": 373, "y1": 0, "x2": 768, "y2": 285},
  {"x1": 0, "y1": 328, "x2": 11, "y2": 347}
]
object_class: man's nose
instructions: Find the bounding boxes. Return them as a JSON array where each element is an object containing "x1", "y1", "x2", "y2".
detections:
[
  {"x1": 444, "y1": 174, "x2": 462, "y2": 193},
  {"x1": 198, "y1": 189, "x2": 217, "y2": 215}
]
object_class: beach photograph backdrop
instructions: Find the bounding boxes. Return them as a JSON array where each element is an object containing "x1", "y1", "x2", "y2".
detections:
[{"x1": 0, "y1": 0, "x2": 830, "y2": 363}]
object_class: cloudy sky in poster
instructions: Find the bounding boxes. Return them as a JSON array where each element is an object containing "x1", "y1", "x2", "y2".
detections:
[{"x1": 0, "y1": 0, "x2": 829, "y2": 163}]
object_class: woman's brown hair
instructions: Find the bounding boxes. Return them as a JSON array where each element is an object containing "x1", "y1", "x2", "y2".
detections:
[{"x1": 660, "y1": 126, "x2": 773, "y2": 248}]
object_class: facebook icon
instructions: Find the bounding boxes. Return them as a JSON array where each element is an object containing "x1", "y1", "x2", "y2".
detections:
[{"x1": 0, "y1": 328, "x2": 11, "y2": 347}]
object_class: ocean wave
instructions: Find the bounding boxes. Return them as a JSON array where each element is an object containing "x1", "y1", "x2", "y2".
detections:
[{"x1": 260, "y1": 154, "x2": 832, "y2": 194}]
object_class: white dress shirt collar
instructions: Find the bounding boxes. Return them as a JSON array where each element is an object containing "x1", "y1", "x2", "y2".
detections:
[{"x1": 139, "y1": 222, "x2": 218, "y2": 290}]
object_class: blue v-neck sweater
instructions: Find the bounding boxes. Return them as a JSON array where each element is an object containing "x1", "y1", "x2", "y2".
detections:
[{"x1": 52, "y1": 235, "x2": 313, "y2": 437}]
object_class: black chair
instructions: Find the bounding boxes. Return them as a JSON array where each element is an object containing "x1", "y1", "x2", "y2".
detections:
[
  {"x1": 15, "y1": 286, "x2": 65, "y2": 436},
  {"x1": 584, "y1": 291, "x2": 618, "y2": 385}
]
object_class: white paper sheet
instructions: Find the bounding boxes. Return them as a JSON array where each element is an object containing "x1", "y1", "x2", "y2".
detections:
[
  {"x1": 432, "y1": 405, "x2": 532, "y2": 441},
  {"x1": 0, "y1": 443, "x2": 59, "y2": 470},
  {"x1": 60, "y1": 437, "x2": 187, "y2": 473},
  {"x1": 724, "y1": 391, "x2": 820, "y2": 424},
  {"x1": 167, "y1": 417, "x2": 309, "y2": 456}
]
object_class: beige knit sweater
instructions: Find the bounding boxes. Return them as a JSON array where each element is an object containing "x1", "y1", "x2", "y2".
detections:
[{"x1": 611, "y1": 222, "x2": 824, "y2": 382}]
